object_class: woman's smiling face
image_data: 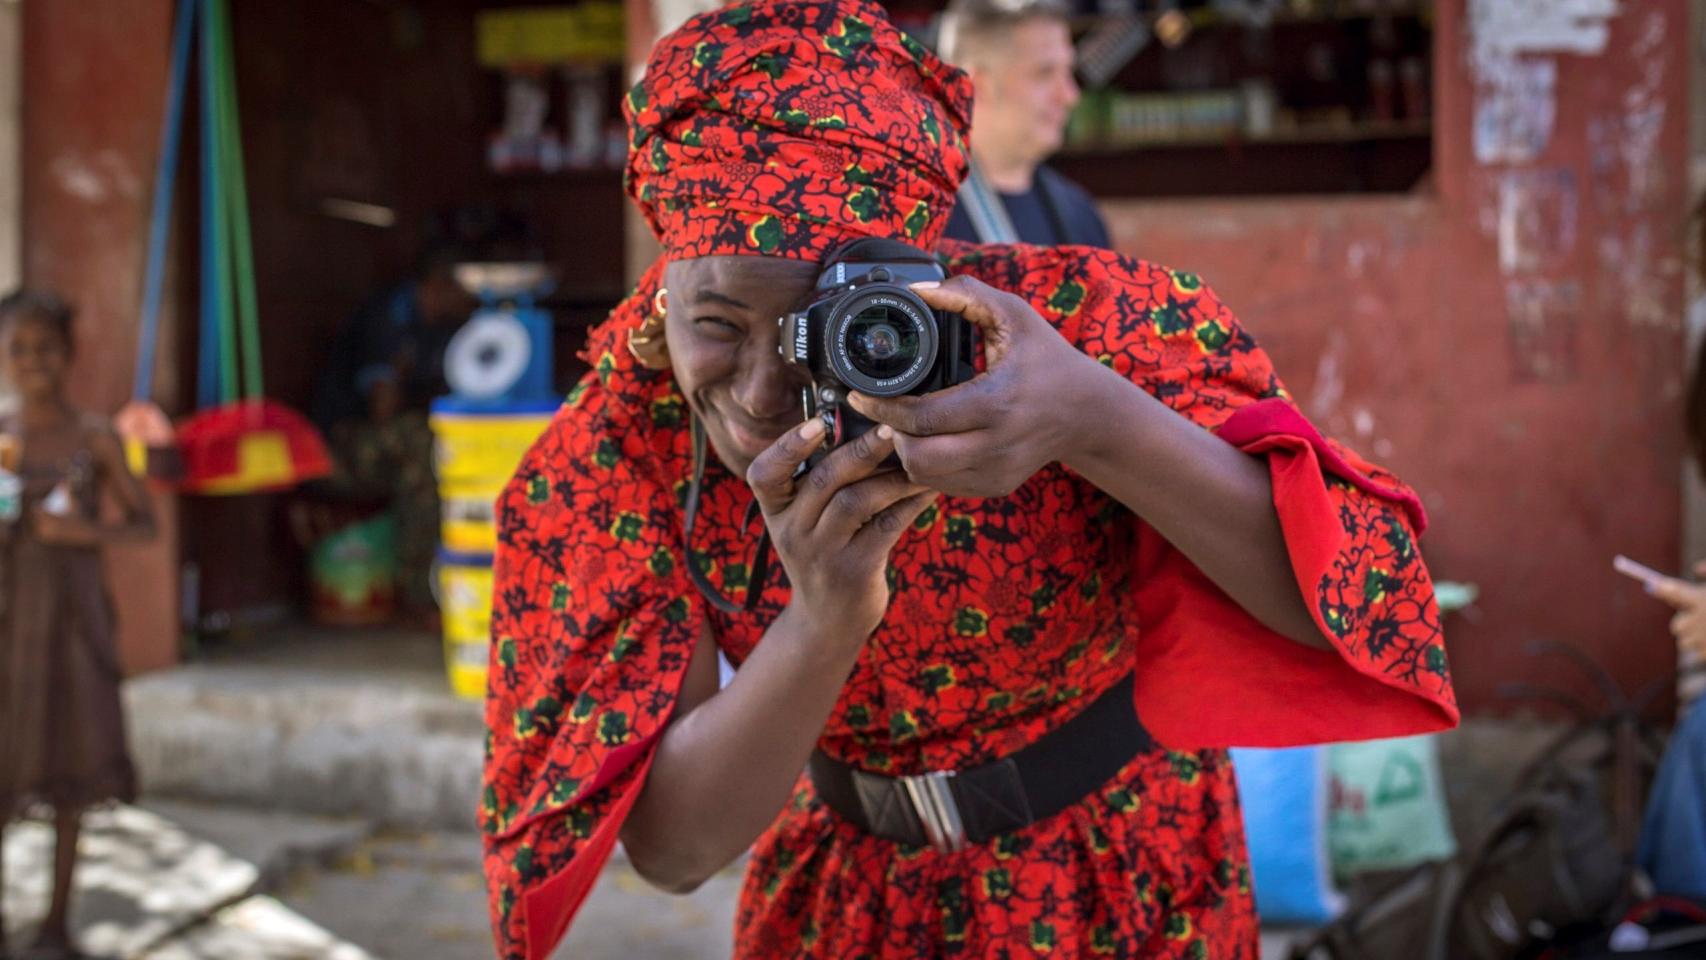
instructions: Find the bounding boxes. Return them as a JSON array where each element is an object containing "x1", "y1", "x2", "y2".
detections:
[{"x1": 663, "y1": 255, "x2": 821, "y2": 477}]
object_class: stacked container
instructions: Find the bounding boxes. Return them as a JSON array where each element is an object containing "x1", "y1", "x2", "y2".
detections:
[{"x1": 430, "y1": 396, "x2": 557, "y2": 699}]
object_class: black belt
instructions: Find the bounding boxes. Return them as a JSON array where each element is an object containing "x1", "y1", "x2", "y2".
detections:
[{"x1": 808, "y1": 672, "x2": 1151, "y2": 852}]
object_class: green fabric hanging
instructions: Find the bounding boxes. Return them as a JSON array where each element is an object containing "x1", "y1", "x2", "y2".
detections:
[
  {"x1": 213, "y1": 0, "x2": 264, "y2": 401},
  {"x1": 209, "y1": 0, "x2": 237, "y2": 404}
]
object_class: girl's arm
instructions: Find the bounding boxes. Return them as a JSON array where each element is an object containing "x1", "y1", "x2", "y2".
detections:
[
  {"x1": 95, "y1": 428, "x2": 158, "y2": 541},
  {"x1": 33, "y1": 429, "x2": 157, "y2": 547}
]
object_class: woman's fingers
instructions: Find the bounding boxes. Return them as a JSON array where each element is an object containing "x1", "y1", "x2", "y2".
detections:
[
  {"x1": 747, "y1": 418, "x2": 826, "y2": 516},
  {"x1": 847, "y1": 376, "x2": 994, "y2": 438},
  {"x1": 889, "y1": 430, "x2": 1022, "y2": 496},
  {"x1": 816, "y1": 471, "x2": 932, "y2": 544},
  {"x1": 789, "y1": 425, "x2": 898, "y2": 522},
  {"x1": 907, "y1": 275, "x2": 1016, "y2": 344},
  {"x1": 851, "y1": 489, "x2": 940, "y2": 555}
]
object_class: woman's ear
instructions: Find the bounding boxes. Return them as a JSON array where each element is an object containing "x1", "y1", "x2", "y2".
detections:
[{"x1": 628, "y1": 286, "x2": 673, "y2": 370}]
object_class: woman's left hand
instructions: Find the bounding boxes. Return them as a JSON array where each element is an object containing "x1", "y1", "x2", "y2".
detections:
[
  {"x1": 33, "y1": 510, "x2": 101, "y2": 548},
  {"x1": 846, "y1": 275, "x2": 1107, "y2": 499}
]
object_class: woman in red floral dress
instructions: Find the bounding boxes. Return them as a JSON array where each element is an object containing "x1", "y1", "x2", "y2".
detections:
[{"x1": 481, "y1": 2, "x2": 1457, "y2": 958}]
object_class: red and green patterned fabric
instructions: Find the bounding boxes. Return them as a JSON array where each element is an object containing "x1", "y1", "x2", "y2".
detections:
[
  {"x1": 480, "y1": 244, "x2": 1457, "y2": 960},
  {"x1": 482, "y1": 2, "x2": 1455, "y2": 956},
  {"x1": 623, "y1": 0, "x2": 971, "y2": 262}
]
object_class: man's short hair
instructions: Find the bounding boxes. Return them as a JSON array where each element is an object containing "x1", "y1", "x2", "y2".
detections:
[{"x1": 938, "y1": 0, "x2": 1072, "y2": 67}]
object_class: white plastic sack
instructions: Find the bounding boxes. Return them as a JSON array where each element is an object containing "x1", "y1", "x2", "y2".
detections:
[{"x1": 1327, "y1": 735, "x2": 1457, "y2": 877}]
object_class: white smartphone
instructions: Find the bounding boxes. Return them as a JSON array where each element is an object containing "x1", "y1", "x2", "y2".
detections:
[{"x1": 1613, "y1": 554, "x2": 1679, "y2": 591}]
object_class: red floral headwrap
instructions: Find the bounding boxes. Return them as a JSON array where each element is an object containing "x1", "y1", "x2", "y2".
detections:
[{"x1": 624, "y1": 0, "x2": 973, "y2": 262}]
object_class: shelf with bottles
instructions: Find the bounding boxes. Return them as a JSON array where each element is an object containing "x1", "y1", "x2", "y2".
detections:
[
  {"x1": 476, "y1": 3, "x2": 628, "y2": 178},
  {"x1": 1068, "y1": 0, "x2": 1433, "y2": 32},
  {"x1": 479, "y1": 63, "x2": 630, "y2": 177},
  {"x1": 1057, "y1": 0, "x2": 1432, "y2": 194},
  {"x1": 1060, "y1": 88, "x2": 1430, "y2": 154}
]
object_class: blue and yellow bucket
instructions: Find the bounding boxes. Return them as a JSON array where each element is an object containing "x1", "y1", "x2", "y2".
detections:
[
  {"x1": 429, "y1": 398, "x2": 556, "y2": 556},
  {"x1": 438, "y1": 549, "x2": 495, "y2": 700},
  {"x1": 429, "y1": 398, "x2": 554, "y2": 700}
]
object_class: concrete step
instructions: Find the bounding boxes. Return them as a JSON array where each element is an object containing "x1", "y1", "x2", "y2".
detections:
[{"x1": 124, "y1": 628, "x2": 483, "y2": 831}]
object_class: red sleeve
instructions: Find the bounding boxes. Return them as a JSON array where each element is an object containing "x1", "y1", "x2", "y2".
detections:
[
  {"x1": 1055, "y1": 252, "x2": 1457, "y2": 749},
  {"x1": 481, "y1": 368, "x2": 702, "y2": 960}
]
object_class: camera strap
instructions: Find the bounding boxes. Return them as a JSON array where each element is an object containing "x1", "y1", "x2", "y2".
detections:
[
  {"x1": 956, "y1": 162, "x2": 1021, "y2": 245},
  {"x1": 684, "y1": 416, "x2": 773, "y2": 614}
]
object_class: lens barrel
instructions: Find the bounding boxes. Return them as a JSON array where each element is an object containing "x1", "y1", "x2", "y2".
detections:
[{"x1": 825, "y1": 286, "x2": 937, "y2": 397}]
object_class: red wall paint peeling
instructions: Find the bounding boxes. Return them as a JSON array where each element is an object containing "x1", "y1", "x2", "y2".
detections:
[{"x1": 1101, "y1": 0, "x2": 1694, "y2": 712}]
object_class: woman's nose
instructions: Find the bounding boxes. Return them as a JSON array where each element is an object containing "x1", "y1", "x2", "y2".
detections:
[{"x1": 733, "y1": 351, "x2": 806, "y2": 421}]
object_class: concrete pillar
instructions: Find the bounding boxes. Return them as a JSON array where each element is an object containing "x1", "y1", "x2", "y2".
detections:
[
  {"x1": 22, "y1": 0, "x2": 180, "y2": 675},
  {"x1": 0, "y1": 0, "x2": 20, "y2": 292}
]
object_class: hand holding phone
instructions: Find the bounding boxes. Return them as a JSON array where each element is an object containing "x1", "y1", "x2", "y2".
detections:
[
  {"x1": 1613, "y1": 554, "x2": 1678, "y2": 593},
  {"x1": 1614, "y1": 555, "x2": 1706, "y2": 614}
]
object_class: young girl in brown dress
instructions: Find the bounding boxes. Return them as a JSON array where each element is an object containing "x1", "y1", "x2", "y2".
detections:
[{"x1": 0, "y1": 291, "x2": 156, "y2": 960}]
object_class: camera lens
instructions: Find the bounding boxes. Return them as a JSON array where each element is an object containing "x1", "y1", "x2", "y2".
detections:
[
  {"x1": 846, "y1": 309, "x2": 917, "y2": 379},
  {"x1": 825, "y1": 288, "x2": 938, "y2": 396}
]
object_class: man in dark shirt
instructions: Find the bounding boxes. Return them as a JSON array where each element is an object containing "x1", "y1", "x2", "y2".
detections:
[
  {"x1": 938, "y1": 0, "x2": 1111, "y2": 248},
  {"x1": 308, "y1": 243, "x2": 474, "y2": 623}
]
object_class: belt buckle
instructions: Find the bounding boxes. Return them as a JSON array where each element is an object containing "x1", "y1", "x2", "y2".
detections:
[{"x1": 900, "y1": 769, "x2": 967, "y2": 853}]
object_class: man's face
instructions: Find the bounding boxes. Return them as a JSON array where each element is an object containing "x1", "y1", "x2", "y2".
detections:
[
  {"x1": 417, "y1": 269, "x2": 477, "y2": 327},
  {"x1": 969, "y1": 18, "x2": 1080, "y2": 166}
]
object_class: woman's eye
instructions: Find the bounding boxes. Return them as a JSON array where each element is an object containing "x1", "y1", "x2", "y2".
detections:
[{"x1": 695, "y1": 316, "x2": 742, "y2": 339}]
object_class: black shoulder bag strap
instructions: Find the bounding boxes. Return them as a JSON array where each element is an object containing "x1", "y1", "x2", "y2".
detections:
[
  {"x1": 957, "y1": 161, "x2": 1021, "y2": 245},
  {"x1": 684, "y1": 416, "x2": 772, "y2": 614}
]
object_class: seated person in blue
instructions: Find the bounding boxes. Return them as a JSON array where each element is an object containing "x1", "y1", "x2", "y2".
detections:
[
  {"x1": 310, "y1": 242, "x2": 474, "y2": 621},
  {"x1": 938, "y1": 0, "x2": 1111, "y2": 247}
]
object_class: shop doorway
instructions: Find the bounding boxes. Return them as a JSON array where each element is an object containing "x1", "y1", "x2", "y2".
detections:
[{"x1": 181, "y1": 0, "x2": 627, "y2": 656}]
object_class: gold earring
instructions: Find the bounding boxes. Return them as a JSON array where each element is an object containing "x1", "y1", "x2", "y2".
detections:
[{"x1": 628, "y1": 287, "x2": 671, "y2": 370}]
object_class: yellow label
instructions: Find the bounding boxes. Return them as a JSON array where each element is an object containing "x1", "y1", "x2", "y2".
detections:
[
  {"x1": 442, "y1": 518, "x2": 498, "y2": 555},
  {"x1": 475, "y1": 4, "x2": 624, "y2": 66},
  {"x1": 440, "y1": 559, "x2": 495, "y2": 701},
  {"x1": 431, "y1": 415, "x2": 552, "y2": 484}
]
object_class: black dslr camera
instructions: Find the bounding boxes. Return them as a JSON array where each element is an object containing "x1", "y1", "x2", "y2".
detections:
[{"x1": 778, "y1": 238, "x2": 978, "y2": 463}]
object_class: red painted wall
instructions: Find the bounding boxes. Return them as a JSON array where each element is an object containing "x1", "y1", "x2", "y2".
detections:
[
  {"x1": 21, "y1": 0, "x2": 180, "y2": 674},
  {"x1": 1102, "y1": 1, "x2": 1695, "y2": 711}
]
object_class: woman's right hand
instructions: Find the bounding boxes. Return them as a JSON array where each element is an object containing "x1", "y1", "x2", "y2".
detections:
[
  {"x1": 746, "y1": 418, "x2": 938, "y2": 652},
  {"x1": 1649, "y1": 560, "x2": 1706, "y2": 658}
]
